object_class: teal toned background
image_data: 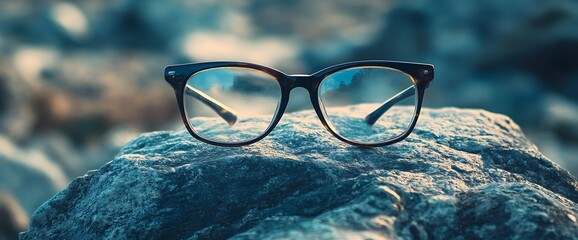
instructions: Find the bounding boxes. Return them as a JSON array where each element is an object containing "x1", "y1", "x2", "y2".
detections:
[{"x1": 1, "y1": 0, "x2": 577, "y2": 234}]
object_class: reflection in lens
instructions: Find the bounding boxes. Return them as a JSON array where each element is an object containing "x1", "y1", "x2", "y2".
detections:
[
  {"x1": 318, "y1": 67, "x2": 417, "y2": 144},
  {"x1": 184, "y1": 67, "x2": 281, "y2": 143}
]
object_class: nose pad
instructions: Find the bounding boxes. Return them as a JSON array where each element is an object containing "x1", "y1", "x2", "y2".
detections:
[{"x1": 286, "y1": 87, "x2": 313, "y2": 113}]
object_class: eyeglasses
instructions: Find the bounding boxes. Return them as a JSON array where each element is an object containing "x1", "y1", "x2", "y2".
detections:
[{"x1": 164, "y1": 60, "x2": 434, "y2": 147}]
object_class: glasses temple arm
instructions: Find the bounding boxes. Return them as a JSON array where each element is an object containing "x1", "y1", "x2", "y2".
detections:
[
  {"x1": 185, "y1": 85, "x2": 238, "y2": 126},
  {"x1": 364, "y1": 86, "x2": 416, "y2": 126}
]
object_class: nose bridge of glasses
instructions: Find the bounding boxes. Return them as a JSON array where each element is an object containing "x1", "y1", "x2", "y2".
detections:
[{"x1": 287, "y1": 74, "x2": 315, "y2": 90}]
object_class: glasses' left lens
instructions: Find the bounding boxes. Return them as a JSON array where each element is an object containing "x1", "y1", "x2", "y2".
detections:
[{"x1": 184, "y1": 67, "x2": 281, "y2": 144}]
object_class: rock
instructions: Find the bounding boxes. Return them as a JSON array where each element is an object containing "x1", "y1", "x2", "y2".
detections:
[
  {"x1": 0, "y1": 194, "x2": 28, "y2": 240},
  {"x1": 0, "y1": 62, "x2": 35, "y2": 141},
  {"x1": 28, "y1": 132, "x2": 84, "y2": 178},
  {"x1": 48, "y1": 2, "x2": 89, "y2": 43},
  {"x1": 20, "y1": 106, "x2": 578, "y2": 239},
  {"x1": 0, "y1": 135, "x2": 68, "y2": 217}
]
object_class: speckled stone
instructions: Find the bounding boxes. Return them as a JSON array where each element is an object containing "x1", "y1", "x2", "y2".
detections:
[{"x1": 20, "y1": 107, "x2": 578, "y2": 239}]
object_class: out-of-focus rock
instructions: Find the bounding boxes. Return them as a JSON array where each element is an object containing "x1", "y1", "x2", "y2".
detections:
[
  {"x1": 28, "y1": 127, "x2": 139, "y2": 180},
  {"x1": 0, "y1": 194, "x2": 28, "y2": 240},
  {"x1": 0, "y1": 62, "x2": 35, "y2": 141},
  {"x1": 543, "y1": 94, "x2": 578, "y2": 142},
  {"x1": 0, "y1": 136, "x2": 68, "y2": 216},
  {"x1": 21, "y1": 106, "x2": 578, "y2": 239},
  {"x1": 3, "y1": 0, "x2": 578, "y2": 180},
  {"x1": 7, "y1": 46, "x2": 174, "y2": 143},
  {"x1": 48, "y1": 2, "x2": 89, "y2": 42},
  {"x1": 29, "y1": 132, "x2": 83, "y2": 178},
  {"x1": 79, "y1": 126, "x2": 141, "y2": 173}
]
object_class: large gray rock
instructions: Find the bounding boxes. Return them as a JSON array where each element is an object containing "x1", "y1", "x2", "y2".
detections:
[{"x1": 20, "y1": 107, "x2": 578, "y2": 239}]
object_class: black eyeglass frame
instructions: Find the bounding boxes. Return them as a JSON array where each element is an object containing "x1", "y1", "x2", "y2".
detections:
[{"x1": 165, "y1": 60, "x2": 434, "y2": 147}]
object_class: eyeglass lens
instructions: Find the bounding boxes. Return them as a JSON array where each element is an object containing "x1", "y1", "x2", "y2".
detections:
[
  {"x1": 184, "y1": 67, "x2": 281, "y2": 143},
  {"x1": 318, "y1": 67, "x2": 417, "y2": 144}
]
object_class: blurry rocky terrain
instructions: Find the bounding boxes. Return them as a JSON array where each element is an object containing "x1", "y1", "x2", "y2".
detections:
[
  {"x1": 1, "y1": 0, "x2": 578, "y2": 238},
  {"x1": 20, "y1": 107, "x2": 578, "y2": 239}
]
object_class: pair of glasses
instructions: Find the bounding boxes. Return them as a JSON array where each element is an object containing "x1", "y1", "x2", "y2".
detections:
[{"x1": 164, "y1": 60, "x2": 434, "y2": 147}]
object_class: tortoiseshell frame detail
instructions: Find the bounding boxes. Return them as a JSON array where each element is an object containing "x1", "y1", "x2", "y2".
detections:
[{"x1": 165, "y1": 60, "x2": 434, "y2": 147}]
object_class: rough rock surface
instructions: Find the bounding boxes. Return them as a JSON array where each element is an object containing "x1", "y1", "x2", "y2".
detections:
[{"x1": 21, "y1": 107, "x2": 578, "y2": 239}]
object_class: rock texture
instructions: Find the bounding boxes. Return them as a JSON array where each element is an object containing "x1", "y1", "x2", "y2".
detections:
[{"x1": 20, "y1": 107, "x2": 578, "y2": 239}]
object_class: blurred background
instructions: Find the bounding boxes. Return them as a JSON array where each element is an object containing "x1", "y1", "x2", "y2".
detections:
[{"x1": 1, "y1": 0, "x2": 577, "y2": 237}]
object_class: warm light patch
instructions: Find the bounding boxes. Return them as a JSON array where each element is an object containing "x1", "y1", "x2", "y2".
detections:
[
  {"x1": 12, "y1": 48, "x2": 58, "y2": 86},
  {"x1": 51, "y1": 2, "x2": 88, "y2": 40},
  {"x1": 182, "y1": 32, "x2": 297, "y2": 65}
]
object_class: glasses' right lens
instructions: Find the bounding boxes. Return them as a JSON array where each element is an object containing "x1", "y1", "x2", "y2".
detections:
[
  {"x1": 318, "y1": 67, "x2": 418, "y2": 144},
  {"x1": 184, "y1": 67, "x2": 281, "y2": 144}
]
